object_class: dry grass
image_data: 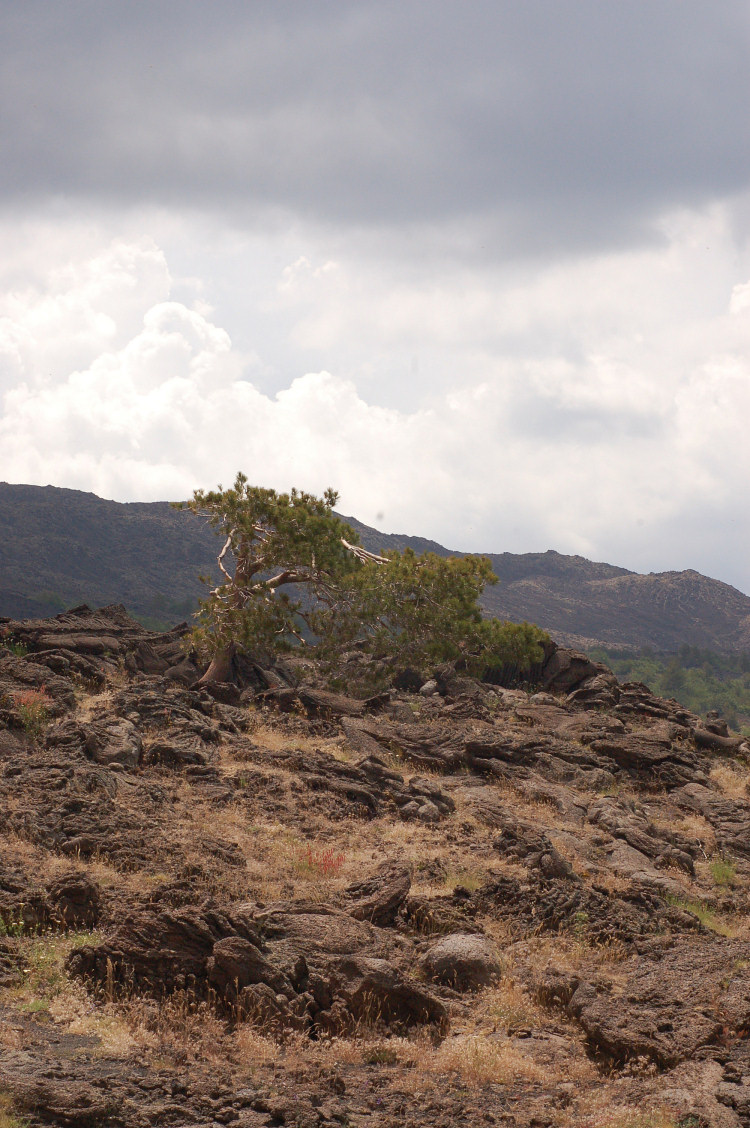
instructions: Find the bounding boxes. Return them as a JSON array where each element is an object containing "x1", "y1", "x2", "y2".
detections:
[
  {"x1": 671, "y1": 813, "x2": 716, "y2": 856},
  {"x1": 0, "y1": 833, "x2": 53, "y2": 875},
  {"x1": 306, "y1": 1027, "x2": 551, "y2": 1096},
  {"x1": 561, "y1": 1097, "x2": 680, "y2": 1128},
  {"x1": 183, "y1": 790, "x2": 502, "y2": 904},
  {"x1": 709, "y1": 760, "x2": 750, "y2": 799},
  {"x1": 0, "y1": 1022, "x2": 21, "y2": 1050},
  {"x1": 47, "y1": 983, "x2": 138, "y2": 1056},
  {"x1": 0, "y1": 834, "x2": 149, "y2": 900},
  {"x1": 117, "y1": 991, "x2": 227, "y2": 1064},
  {"x1": 581, "y1": 867, "x2": 634, "y2": 895},
  {"x1": 520, "y1": 934, "x2": 628, "y2": 981},
  {"x1": 74, "y1": 689, "x2": 115, "y2": 722},
  {"x1": 431, "y1": 1032, "x2": 545, "y2": 1087},
  {"x1": 0, "y1": 929, "x2": 146, "y2": 1059},
  {"x1": 485, "y1": 780, "x2": 565, "y2": 825},
  {"x1": 173, "y1": 792, "x2": 367, "y2": 902},
  {"x1": 3, "y1": 932, "x2": 103, "y2": 1016},
  {"x1": 230, "y1": 1024, "x2": 283, "y2": 1069},
  {"x1": 483, "y1": 977, "x2": 543, "y2": 1032}
]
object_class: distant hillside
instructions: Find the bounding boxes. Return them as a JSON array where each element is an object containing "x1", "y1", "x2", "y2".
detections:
[
  {"x1": 2, "y1": 482, "x2": 749, "y2": 652},
  {"x1": 343, "y1": 515, "x2": 750, "y2": 654},
  {"x1": 0, "y1": 484, "x2": 216, "y2": 627}
]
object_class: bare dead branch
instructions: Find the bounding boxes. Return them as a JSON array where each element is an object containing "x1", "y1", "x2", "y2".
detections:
[
  {"x1": 341, "y1": 538, "x2": 389, "y2": 565},
  {"x1": 216, "y1": 531, "x2": 235, "y2": 582}
]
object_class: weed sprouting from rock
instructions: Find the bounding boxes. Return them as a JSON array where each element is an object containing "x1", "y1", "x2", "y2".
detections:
[{"x1": 12, "y1": 687, "x2": 51, "y2": 738}]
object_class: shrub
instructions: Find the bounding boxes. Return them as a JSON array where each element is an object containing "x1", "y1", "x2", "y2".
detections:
[
  {"x1": 710, "y1": 857, "x2": 737, "y2": 887},
  {"x1": 12, "y1": 688, "x2": 51, "y2": 737}
]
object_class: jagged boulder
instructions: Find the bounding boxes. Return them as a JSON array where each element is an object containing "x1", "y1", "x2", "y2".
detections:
[
  {"x1": 323, "y1": 955, "x2": 448, "y2": 1035},
  {"x1": 343, "y1": 862, "x2": 412, "y2": 925},
  {"x1": 538, "y1": 939, "x2": 750, "y2": 1067},
  {"x1": 207, "y1": 936, "x2": 292, "y2": 999},
  {"x1": 673, "y1": 783, "x2": 750, "y2": 858},
  {"x1": 46, "y1": 716, "x2": 142, "y2": 768},
  {"x1": 540, "y1": 648, "x2": 601, "y2": 693},
  {"x1": 67, "y1": 904, "x2": 260, "y2": 993},
  {"x1": 587, "y1": 796, "x2": 698, "y2": 874},
  {"x1": 46, "y1": 871, "x2": 102, "y2": 928},
  {"x1": 67, "y1": 898, "x2": 445, "y2": 1039}
]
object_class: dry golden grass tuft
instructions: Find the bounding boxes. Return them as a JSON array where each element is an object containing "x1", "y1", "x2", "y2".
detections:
[
  {"x1": 519, "y1": 933, "x2": 628, "y2": 983},
  {"x1": 230, "y1": 718, "x2": 347, "y2": 762},
  {"x1": 709, "y1": 760, "x2": 749, "y2": 799},
  {"x1": 483, "y1": 977, "x2": 543, "y2": 1032},
  {"x1": 562, "y1": 1097, "x2": 680, "y2": 1128},
  {"x1": 0, "y1": 1022, "x2": 21, "y2": 1050},
  {"x1": 430, "y1": 1032, "x2": 545, "y2": 1087},
  {"x1": 118, "y1": 991, "x2": 227, "y2": 1064},
  {"x1": 74, "y1": 689, "x2": 115, "y2": 722},
  {"x1": 230, "y1": 1024, "x2": 283, "y2": 1069}
]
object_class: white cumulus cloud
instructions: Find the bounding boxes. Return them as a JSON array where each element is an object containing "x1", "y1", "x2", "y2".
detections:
[{"x1": 1, "y1": 228, "x2": 749, "y2": 592}]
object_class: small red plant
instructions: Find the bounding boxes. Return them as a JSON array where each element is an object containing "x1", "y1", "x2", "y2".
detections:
[
  {"x1": 13, "y1": 687, "x2": 52, "y2": 736},
  {"x1": 298, "y1": 844, "x2": 345, "y2": 878}
]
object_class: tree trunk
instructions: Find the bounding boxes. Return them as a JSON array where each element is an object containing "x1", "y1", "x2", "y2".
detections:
[{"x1": 198, "y1": 642, "x2": 236, "y2": 685}]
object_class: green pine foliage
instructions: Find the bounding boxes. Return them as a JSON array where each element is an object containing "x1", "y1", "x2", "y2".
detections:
[
  {"x1": 178, "y1": 474, "x2": 549, "y2": 684},
  {"x1": 470, "y1": 618, "x2": 550, "y2": 680},
  {"x1": 315, "y1": 547, "x2": 498, "y2": 667},
  {"x1": 176, "y1": 473, "x2": 360, "y2": 661}
]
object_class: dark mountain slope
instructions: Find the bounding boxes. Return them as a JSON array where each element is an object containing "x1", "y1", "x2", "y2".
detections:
[
  {"x1": 0, "y1": 483, "x2": 216, "y2": 624},
  {"x1": 1, "y1": 482, "x2": 749, "y2": 652}
]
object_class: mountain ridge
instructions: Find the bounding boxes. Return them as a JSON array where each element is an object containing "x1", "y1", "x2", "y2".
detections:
[{"x1": 1, "y1": 481, "x2": 749, "y2": 652}]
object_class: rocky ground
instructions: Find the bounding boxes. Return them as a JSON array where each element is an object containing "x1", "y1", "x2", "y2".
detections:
[{"x1": 2, "y1": 605, "x2": 750, "y2": 1127}]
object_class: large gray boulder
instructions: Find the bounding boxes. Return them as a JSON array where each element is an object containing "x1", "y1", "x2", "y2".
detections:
[{"x1": 420, "y1": 932, "x2": 501, "y2": 991}]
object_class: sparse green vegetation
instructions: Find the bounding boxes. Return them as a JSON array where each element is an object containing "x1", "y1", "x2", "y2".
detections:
[
  {"x1": 0, "y1": 911, "x2": 28, "y2": 938},
  {"x1": 710, "y1": 856, "x2": 737, "y2": 887},
  {"x1": 444, "y1": 867, "x2": 484, "y2": 893},
  {"x1": 0, "y1": 1091, "x2": 30, "y2": 1128},
  {"x1": 10, "y1": 931, "x2": 102, "y2": 1009},
  {"x1": 2, "y1": 638, "x2": 29, "y2": 657},
  {"x1": 588, "y1": 645, "x2": 750, "y2": 732},
  {"x1": 665, "y1": 894, "x2": 735, "y2": 936},
  {"x1": 12, "y1": 687, "x2": 52, "y2": 737}
]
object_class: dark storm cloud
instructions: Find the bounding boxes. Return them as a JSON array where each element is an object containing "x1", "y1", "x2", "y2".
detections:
[{"x1": 2, "y1": 0, "x2": 749, "y2": 256}]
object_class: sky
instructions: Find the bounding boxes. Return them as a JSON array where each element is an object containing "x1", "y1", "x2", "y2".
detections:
[{"x1": 1, "y1": 2, "x2": 750, "y2": 592}]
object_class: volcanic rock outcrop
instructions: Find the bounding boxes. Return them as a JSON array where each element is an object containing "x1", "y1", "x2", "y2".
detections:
[{"x1": 1, "y1": 603, "x2": 750, "y2": 1127}]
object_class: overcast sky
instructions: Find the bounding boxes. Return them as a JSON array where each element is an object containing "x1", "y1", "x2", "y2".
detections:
[{"x1": 1, "y1": 2, "x2": 750, "y2": 592}]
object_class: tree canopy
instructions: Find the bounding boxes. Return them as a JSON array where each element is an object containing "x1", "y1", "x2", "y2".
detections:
[{"x1": 178, "y1": 473, "x2": 547, "y2": 685}]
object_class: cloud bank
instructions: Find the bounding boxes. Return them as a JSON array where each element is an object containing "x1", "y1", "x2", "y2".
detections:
[{"x1": 2, "y1": 230, "x2": 749, "y2": 591}]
